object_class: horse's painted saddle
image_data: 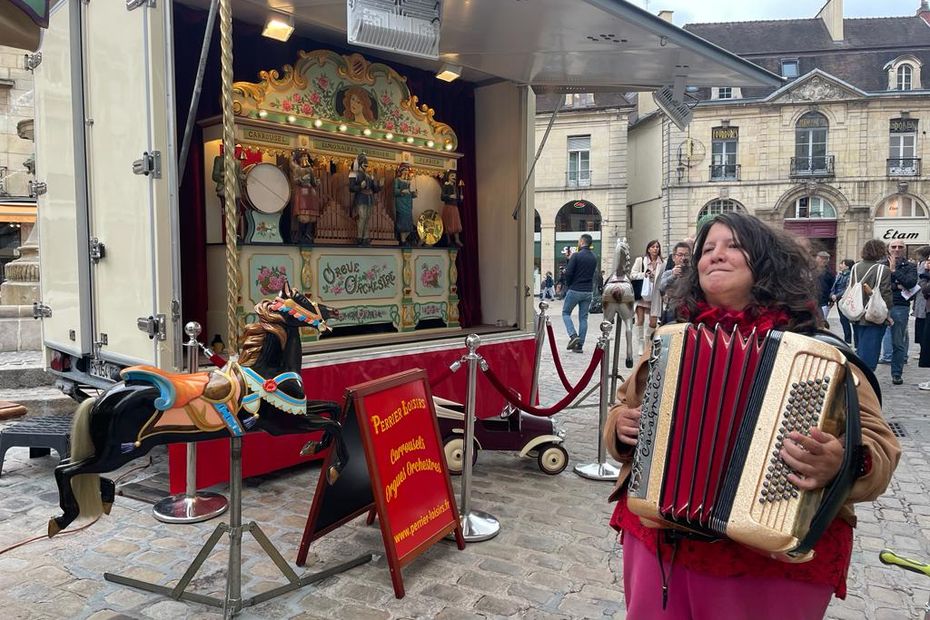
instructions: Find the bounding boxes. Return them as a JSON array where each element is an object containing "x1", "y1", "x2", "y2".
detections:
[{"x1": 604, "y1": 273, "x2": 635, "y2": 304}]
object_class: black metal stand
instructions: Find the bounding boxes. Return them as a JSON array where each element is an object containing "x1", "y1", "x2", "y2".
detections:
[{"x1": 104, "y1": 437, "x2": 371, "y2": 618}]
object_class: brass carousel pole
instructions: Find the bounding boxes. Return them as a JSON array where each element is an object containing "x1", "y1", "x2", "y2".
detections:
[{"x1": 221, "y1": 0, "x2": 239, "y2": 351}]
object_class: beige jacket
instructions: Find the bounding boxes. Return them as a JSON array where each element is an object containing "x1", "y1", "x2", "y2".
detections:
[{"x1": 604, "y1": 350, "x2": 901, "y2": 527}]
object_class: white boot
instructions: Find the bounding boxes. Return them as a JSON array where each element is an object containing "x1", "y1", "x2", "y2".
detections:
[{"x1": 633, "y1": 322, "x2": 645, "y2": 357}]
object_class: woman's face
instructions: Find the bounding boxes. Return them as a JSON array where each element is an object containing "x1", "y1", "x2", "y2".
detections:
[
  {"x1": 350, "y1": 94, "x2": 363, "y2": 116},
  {"x1": 697, "y1": 223, "x2": 754, "y2": 311},
  {"x1": 647, "y1": 242, "x2": 659, "y2": 259}
]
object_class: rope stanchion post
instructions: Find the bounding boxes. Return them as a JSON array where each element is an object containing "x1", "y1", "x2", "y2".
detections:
[
  {"x1": 459, "y1": 334, "x2": 501, "y2": 542},
  {"x1": 529, "y1": 301, "x2": 549, "y2": 405},
  {"x1": 153, "y1": 322, "x2": 229, "y2": 524},
  {"x1": 573, "y1": 321, "x2": 621, "y2": 481}
]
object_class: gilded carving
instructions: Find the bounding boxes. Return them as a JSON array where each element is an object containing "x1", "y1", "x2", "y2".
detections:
[{"x1": 300, "y1": 248, "x2": 313, "y2": 290}]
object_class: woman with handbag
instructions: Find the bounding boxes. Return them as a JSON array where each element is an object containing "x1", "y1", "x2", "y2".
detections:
[
  {"x1": 631, "y1": 240, "x2": 664, "y2": 355},
  {"x1": 849, "y1": 240, "x2": 893, "y2": 370}
]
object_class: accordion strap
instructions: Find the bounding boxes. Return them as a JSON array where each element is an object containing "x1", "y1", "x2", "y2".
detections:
[{"x1": 793, "y1": 330, "x2": 870, "y2": 557}]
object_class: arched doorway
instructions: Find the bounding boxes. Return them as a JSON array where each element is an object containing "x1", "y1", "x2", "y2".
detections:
[
  {"x1": 555, "y1": 199, "x2": 601, "y2": 270},
  {"x1": 784, "y1": 195, "x2": 838, "y2": 263}
]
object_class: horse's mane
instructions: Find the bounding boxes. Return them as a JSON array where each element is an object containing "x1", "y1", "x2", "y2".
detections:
[
  {"x1": 610, "y1": 239, "x2": 631, "y2": 277},
  {"x1": 238, "y1": 300, "x2": 288, "y2": 367}
]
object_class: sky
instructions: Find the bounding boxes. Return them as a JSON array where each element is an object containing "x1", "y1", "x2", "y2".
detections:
[{"x1": 629, "y1": 0, "x2": 922, "y2": 25}]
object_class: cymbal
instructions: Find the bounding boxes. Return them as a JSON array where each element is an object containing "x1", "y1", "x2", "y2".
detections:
[{"x1": 416, "y1": 210, "x2": 444, "y2": 246}]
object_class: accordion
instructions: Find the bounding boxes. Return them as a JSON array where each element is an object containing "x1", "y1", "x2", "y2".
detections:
[{"x1": 627, "y1": 323, "x2": 861, "y2": 561}]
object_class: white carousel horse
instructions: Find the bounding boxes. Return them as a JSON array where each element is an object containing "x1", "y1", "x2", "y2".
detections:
[{"x1": 602, "y1": 238, "x2": 636, "y2": 374}]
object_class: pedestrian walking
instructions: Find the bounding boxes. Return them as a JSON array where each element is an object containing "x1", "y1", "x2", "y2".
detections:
[
  {"x1": 849, "y1": 240, "x2": 893, "y2": 372},
  {"x1": 816, "y1": 251, "x2": 835, "y2": 321},
  {"x1": 562, "y1": 234, "x2": 598, "y2": 354},
  {"x1": 605, "y1": 213, "x2": 899, "y2": 619},
  {"x1": 542, "y1": 271, "x2": 555, "y2": 300},
  {"x1": 830, "y1": 259, "x2": 855, "y2": 345},
  {"x1": 631, "y1": 239, "x2": 664, "y2": 355},
  {"x1": 885, "y1": 241, "x2": 918, "y2": 385}
]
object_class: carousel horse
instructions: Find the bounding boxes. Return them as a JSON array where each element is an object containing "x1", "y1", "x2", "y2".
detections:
[
  {"x1": 49, "y1": 280, "x2": 348, "y2": 537},
  {"x1": 602, "y1": 238, "x2": 636, "y2": 369}
]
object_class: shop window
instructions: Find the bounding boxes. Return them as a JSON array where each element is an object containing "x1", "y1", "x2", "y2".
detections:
[
  {"x1": 698, "y1": 199, "x2": 744, "y2": 219},
  {"x1": 876, "y1": 195, "x2": 928, "y2": 218},
  {"x1": 788, "y1": 196, "x2": 837, "y2": 219},
  {"x1": 781, "y1": 59, "x2": 799, "y2": 79},
  {"x1": 567, "y1": 135, "x2": 591, "y2": 187}
]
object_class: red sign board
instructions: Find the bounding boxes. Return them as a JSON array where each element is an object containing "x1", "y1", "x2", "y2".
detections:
[{"x1": 297, "y1": 368, "x2": 464, "y2": 598}]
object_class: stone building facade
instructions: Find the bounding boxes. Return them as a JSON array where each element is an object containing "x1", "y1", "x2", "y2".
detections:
[
  {"x1": 660, "y1": 0, "x2": 930, "y2": 264},
  {"x1": 533, "y1": 93, "x2": 632, "y2": 280}
]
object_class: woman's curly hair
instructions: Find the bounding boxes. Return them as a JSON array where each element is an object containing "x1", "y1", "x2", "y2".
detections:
[{"x1": 668, "y1": 212, "x2": 824, "y2": 332}]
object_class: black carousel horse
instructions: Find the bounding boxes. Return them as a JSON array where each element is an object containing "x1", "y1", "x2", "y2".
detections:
[{"x1": 49, "y1": 280, "x2": 347, "y2": 536}]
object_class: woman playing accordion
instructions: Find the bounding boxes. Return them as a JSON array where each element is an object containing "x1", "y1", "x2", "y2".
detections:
[{"x1": 606, "y1": 213, "x2": 900, "y2": 619}]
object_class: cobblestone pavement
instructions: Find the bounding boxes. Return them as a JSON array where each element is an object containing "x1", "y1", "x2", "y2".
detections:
[{"x1": 0, "y1": 304, "x2": 927, "y2": 619}]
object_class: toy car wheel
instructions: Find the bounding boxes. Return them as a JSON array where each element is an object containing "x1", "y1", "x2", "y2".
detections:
[
  {"x1": 537, "y1": 444, "x2": 568, "y2": 475},
  {"x1": 443, "y1": 436, "x2": 477, "y2": 475}
]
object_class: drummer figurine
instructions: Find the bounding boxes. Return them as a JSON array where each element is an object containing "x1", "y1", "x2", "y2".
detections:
[
  {"x1": 289, "y1": 148, "x2": 320, "y2": 244},
  {"x1": 393, "y1": 163, "x2": 418, "y2": 247},
  {"x1": 348, "y1": 152, "x2": 381, "y2": 246},
  {"x1": 440, "y1": 169, "x2": 464, "y2": 247}
]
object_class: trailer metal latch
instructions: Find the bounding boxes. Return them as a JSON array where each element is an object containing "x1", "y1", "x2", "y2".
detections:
[
  {"x1": 32, "y1": 301, "x2": 52, "y2": 319},
  {"x1": 137, "y1": 314, "x2": 167, "y2": 341},
  {"x1": 132, "y1": 151, "x2": 162, "y2": 178},
  {"x1": 24, "y1": 52, "x2": 42, "y2": 72},
  {"x1": 127, "y1": 0, "x2": 156, "y2": 10},
  {"x1": 89, "y1": 237, "x2": 106, "y2": 263},
  {"x1": 28, "y1": 180, "x2": 47, "y2": 197}
]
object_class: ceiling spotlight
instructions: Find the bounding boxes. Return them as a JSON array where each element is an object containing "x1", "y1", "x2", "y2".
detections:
[
  {"x1": 262, "y1": 12, "x2": 295, "y2": 42},
  {"x1": 435, "y1": 63, "x2": 462, "y2": 82}
]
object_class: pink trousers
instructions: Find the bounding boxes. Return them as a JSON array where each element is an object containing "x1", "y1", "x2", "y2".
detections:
[{"x1": 622, "y1": 535, "x2": 834, "y2": 620}]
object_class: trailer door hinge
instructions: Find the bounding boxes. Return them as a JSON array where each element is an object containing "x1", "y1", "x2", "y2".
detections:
[
  {"x1": 137, "y1": 314, "x2": 167, "y2": 341},
  {"x1": 24, "y1": 52, "x2": 42, "y2": 72},
  {"x1": 89, "y1": 237, "x2": 106, "y2": 263},
  {"x1": 132, "y1": 151, "x2": 161, "y2": 178},
  {"x1": 126, "y1": 0, "x2": 156, "y2": 10},
  {"x1": 32, "y1": 301, "x2": 52, "y2": 319},
  {"x1": 28, "y1": 180, "x2": 47, "y2": 197}
]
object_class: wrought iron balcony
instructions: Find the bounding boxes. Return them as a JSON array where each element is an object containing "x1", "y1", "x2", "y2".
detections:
[
  {"x1": 566, "y1": 170, "x2": 592, "y2": 188},
  {"x1": 790, "y1": 155, "x2": 835, "y2": 178},
  {"x1": 887, "y1": 158, "x2": 921, "y2": 177},
  {"x1": 709, "y1": 163, "x2": 741, "y2": 181}
]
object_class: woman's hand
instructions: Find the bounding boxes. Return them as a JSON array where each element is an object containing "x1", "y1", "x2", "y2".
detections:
[
  {"x1": 614, "y1": 405, "x2": 642, "y2": 446},
  {"x1": 780, "y1": 428, "x2": 844, "y2": 490}
]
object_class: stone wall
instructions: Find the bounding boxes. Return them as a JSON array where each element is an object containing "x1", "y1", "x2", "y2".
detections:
[{"x1": 0, "y1": 46, "x2": 33, "y2": 197}]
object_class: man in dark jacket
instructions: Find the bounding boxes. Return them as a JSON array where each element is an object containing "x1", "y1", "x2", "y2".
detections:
[
  {"x1": 886, "y1": 241, "x2": 919, "y2": 385},
  {"x1": 562, "y1": 234, "x2": 598, "y2": 354},
  {"x1": 815, "y1": 251, "x2": 835, "y2": 320}
]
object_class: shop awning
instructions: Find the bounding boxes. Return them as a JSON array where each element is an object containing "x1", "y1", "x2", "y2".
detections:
[
  {"x1": 180, "y1": 0, "x2": 781, "y2": 90},
  {"x1": 0, "y1": 0, "x2": 50, "y2": 52},
  {"x1": 0, "y1": 200, "x2": 37, "y2": 224}
]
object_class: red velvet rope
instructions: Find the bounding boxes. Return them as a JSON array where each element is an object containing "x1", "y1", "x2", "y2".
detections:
[
  {"x1": 546, "y1": 322, "x2": 575, "y2": 393},
  {"x1": 428, "y1": 363, "x2": 458, "y2": 388},
  {"x1": 482, "y1": 347, "x2": 604, "y2": 417}
]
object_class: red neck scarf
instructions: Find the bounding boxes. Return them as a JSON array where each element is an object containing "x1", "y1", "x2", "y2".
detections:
[{"x1": 684, "y1": 302, "x2": 791, "y2": 337}]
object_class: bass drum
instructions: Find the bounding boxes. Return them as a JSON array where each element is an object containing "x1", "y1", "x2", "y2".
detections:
[{"x1": 243, "y1": 162, "x2": 291, "y2": 214}]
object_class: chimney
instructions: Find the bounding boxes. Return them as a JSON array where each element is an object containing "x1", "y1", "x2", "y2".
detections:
[
  {"x1": 658, "y1": 10, "x2": 674, "y2": 23},
  {"x1": 816, "y1": 0, "x2": 844, "y2": 43},
  {"x1": 919, "y1": 0, "x2": 930, "y2": 26}
]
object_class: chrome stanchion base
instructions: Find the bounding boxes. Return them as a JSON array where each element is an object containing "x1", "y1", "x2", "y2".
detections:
[
  {"x1": 459, "y1": 510, "x2": 501, "y2": 542},
  {"x1": 153, "y1": 492, "x2": 229, "y2": 524},
  {"x1": 573, "y1": 462, "x2": 620, "y2": 481}
]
